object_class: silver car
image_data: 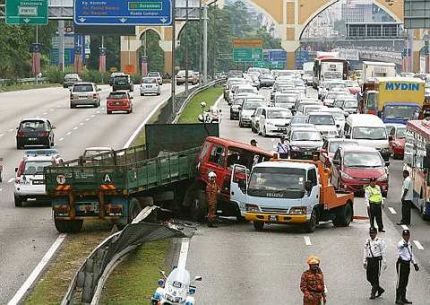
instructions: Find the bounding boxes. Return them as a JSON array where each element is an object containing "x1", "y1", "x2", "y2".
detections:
[
  {"x1": 70, "y1": 82, "x2": 101, "y2": 108},
  {"x1": 140, "y1": 77, "x2": 161, "y2": 96}
]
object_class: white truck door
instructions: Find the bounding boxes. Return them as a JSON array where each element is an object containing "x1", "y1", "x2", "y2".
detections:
[{"x1": 230, "y1": 164, "x2": 249, "y2": 216}]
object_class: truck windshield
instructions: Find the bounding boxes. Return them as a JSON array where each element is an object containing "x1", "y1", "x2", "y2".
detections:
[
  {"x1": 352, "y1": 127, "x2": 387, "y2": 140},
  {"x1": 384, "y1": 105, "x2": 418, "y2": 120},
  {"x1": 248, "y1": 167, "x2": 306, "y2": 198},
  {"x1": 367, "y1": 93, "x2": 377, "y2": 109}
]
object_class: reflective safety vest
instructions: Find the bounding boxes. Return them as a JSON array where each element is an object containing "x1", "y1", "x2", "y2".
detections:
[{"x1": 366, "y1": 185, "x2": 382, "y2": 204}]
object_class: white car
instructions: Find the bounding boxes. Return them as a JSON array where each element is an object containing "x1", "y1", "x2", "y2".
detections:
[
  {"x1": 323, "y1": 108, "x2": 347, "y2": 133},
  {"x1": 151, "y1": 267, "x2": 202, "y2": 305},
  {"x1": 140, "y1": 77, "x2": 161, "y2": 96},
  {"x1": 238, "y1": 96, "x2": 266, "y2": 127},
  {"x1": 259, "y1": 107, "x2": 292, "y2": 137},
  {"x1": 14, "y1": 152, "x2": 63, "y2": 207},
  {"x1": 307, "y1": 112, "x2": 339, "y2": 138},
  {"x1": 81, "y1": 147, "x2": 115, "y2": 163}
]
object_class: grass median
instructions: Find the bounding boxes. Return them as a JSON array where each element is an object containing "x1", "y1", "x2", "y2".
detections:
[
  {"x1": 177, "y1": 86, "x2": 223, "y2": 123},
  {"x1": 0, "y1": 83, "x2": 61, "y2": 93}
]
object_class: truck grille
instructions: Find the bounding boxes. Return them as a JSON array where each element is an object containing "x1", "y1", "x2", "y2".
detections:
[{"x1": 260, "y1": 207, "x2": 289, "y2": 214}]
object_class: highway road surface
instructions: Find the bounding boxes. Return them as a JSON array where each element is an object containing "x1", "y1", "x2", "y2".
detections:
[
  {"x1": 0, "y1": 83, "x2": 189, "y2": 303},
  {"x1": 186, "y1": 90, "x2": 430, "y2": 305}
]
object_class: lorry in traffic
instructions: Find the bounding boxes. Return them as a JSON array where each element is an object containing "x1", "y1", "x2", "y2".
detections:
[
  {"x1": 361, "y1": 61, "x2": 396, "y2": 85},
  {"x1": 44, "y1": 124, "x2": 273, "y2": 233},
  {"x1": 359, "y1": 77, "x2": 426, "y2": 124},
  {"x1": 313, "y1": 52, "x2": 349, "y2": 88},
  {"x1": 230, "y1": 159, "x2": 354, "y2": 232}
]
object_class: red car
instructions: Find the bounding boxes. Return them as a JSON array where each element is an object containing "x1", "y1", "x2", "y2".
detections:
[
  {"x1": 106, "y1": 91, "x2": 133, "y2": 114},
  {"x1": 330, "y1": 146, "x2": 388, "y2": 196},
  {"x1": 388, "y1": 124, "x2": 406, "y2": 159}
]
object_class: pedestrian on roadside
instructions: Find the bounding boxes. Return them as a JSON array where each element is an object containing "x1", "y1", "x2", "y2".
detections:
[
  {"x1": 365, "y1": 177, "x2": 385, "y2": 232},
  {"x1": 276, "y1": 136, "x2": 289, "y2": 159},
  {"x1": 300, "y1": 256, "x2": 326, "y2": 305},
  {"x1": 250, "y1": 139, "x2": 257, "y2": 147},
  {"x1": 395, "y1": 229, "x2": 419, "y2": 304},
  {"x1": 206, "y1": 171, "x2": 219, "y2": 228},
  {"x1": 363, "y1": 227, "x2": 387, "y2": 299},
  {"x1": 398, "y1": 170, "x2": 413, "y2": 226}
]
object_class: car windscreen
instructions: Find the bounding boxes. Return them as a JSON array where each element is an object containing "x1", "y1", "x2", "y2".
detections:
[
  {"x1": 238, "y1": 88, "x2": 256, "y2": 94},
  {"x1": 232, "y1": 98, "x2": 244, "y2": 105},
  {"x1": 114, "y1": 77, "x2": 128, "y2": 84},
  {"x1": 384, "y1": 105, "x2": 417, "y2": 120},
  {"x1": 20, "y1": 121, "x2": 47, "y2": 131},
  {"x1": 396, "y1": 127, "x2": 406, "y2": 138},
  {"x1": 345, "y1": 81, "x2": 358, "y2": 87},
  {"x1": 147, "y1": 73, "x2": 159, "y2": 77},
  {"x1": 267, "y1": 109, "x2": 291, "y2": 119},
  {"x1": 308, "y1": 115, "x2": 335, "y2": 125},
  {"x1": 24, "y1": 161, "x2": 52, "y2": 175},
  {"x1": 291, "y1": 130, "x2": 322, "y2": 141},
  {"x1": 352, "y1": 127, "x2": 387, "y2": 140},
  {"x1": 109, "y1": 92, "x2": 127, "y2": 99},
  {"x1": 243, "y1": 102, "x2": 264, "y2": 110},
  {"x1": 291, "y1": 116, "x2": 307, "y2": 124},
  {"x1": 276, "y1": 96, "x2": 296, "y2": 103},
  {"x1": 344, "y1": 152, "x2": 384, "y2": 167},
  {"x1": 142, "y1": 78, "x2": 156, "y2": 83},
  {"x1": 344, "y1": 100, "x2": 358, "y2": 108},
  {"x1": 73, "y1": 85, "x2": 93, "y2": 92},
  {"x1": 330, "y1": 112, "x2": 345, "y2": 120},
  {"x1": 329, "y1": 141, "x2": 357, "y2": 153},
  {"x1": 248, "y1": 166, "x2": 306, "y2": 198}
]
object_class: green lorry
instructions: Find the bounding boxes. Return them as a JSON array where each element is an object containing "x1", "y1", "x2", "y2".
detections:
[{"x1": 44, "y1": 124, "x2": 219, "y2": 233}]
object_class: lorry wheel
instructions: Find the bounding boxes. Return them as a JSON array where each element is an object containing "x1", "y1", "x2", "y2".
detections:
[
  {"x1": 333, "y1": 202, "x2": 353, "y2": 227},
  {"x1": 253, "y1": 221, "x2": 264, "y2": 231},
  {"x1": 305, "y1": 210, "x2": 317, "y2": 233},
  {"x1": 14, "y1": 195, "x2": 23, "y2": 207},
  {"x1": 190, "y1": 190, "x2": 207, "y2": 222},
  {"x1": 54, "y1": 219, "x2": 83, "y2": 233}
]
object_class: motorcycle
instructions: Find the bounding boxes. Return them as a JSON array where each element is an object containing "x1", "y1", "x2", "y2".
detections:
[{"x1": 151, "y1": 267, "x2": 202, "y2": 305}]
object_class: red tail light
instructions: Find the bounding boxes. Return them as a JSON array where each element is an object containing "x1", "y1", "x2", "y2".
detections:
[
  {"x1": 17, "y1": 131, "x2": 25, "y2": 137},
  {"x1": 38, "y1": 131, "x2": 49, "y2": 137}
]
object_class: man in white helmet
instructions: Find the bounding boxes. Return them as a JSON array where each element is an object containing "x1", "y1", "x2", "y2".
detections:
[{"x1": 206, "y1": 171, "x2": 219, "y2": 227}]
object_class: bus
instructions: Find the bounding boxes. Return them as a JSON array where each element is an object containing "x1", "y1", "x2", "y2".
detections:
[
  {"x1": 404, "y1": 119, "x2": 430, "y2": 219},
  {"x1": 313, "y1": 53, "x2": 349, "y2": 88}
]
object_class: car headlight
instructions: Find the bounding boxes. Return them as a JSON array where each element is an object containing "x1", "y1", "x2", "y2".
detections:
[
  {"x1": 289, "y1": 206, "x2": 307, "y2": 215},
  {"x1": 246, "y1": 204, "x2": 260, "y2": 212},
  {"x1": 267, "y1": 122, "x2": 274, "y2": 126},
  {"x1": 340, "y1": 171, "x2": 354, "y2": 180},
  {"x1": 377, "y1": 173, "x2": 388, "y2": 181},
  {"x1": 291, "y1": 146, "x2": 300, "y2": 151}
]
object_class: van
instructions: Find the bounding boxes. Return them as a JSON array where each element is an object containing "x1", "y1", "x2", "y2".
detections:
[{"x1": 344, "y1": 114, "x2": 390, "y2": 162}]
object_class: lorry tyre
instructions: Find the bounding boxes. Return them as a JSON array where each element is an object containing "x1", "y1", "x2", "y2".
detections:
[
  {"x1": 253, "y1": 221, "x2": 264, "y2": 231},
  {"x1": 54, "y1": 219, "x2": 83, "y2": 233},
  {"x1": 305, "y1": 210, "x2": 317, "y2": 233},
  {"x1": 333, "y1": 202, "x2": 353, "y2": 227},
  {"x1": 14, "y1": 195, "x2": 23, "y2": 207},
  {"x1": 190, "y1": 189, "x2": 207, "y2": 222}
]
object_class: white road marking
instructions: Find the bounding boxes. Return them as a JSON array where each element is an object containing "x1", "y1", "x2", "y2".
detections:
[
  {"x1": 85, "y1": 118, "x2": 90, "y2": 121},
  {"x1": 413, "y1": 240, "x2": 424, "y2": 250},
  {"x1": 50, "y1": 109, "x2": 54, "y2": 112},
  {"x1": 96, "y1": 110, "x2": 100, "y2": 114},
  {"x1": 7, "y1": 234, "x2": 66, "y2": 305},
  {"x1": 401, "y1": 225, "x2": 409, "y2": 230},
  {"x1": 213, "y1": 95, "x2": 223, "y2": 108},
  {"x1": 91, "y1": 114, "x2": 96, "y2": 118},
  {"x1": 8, "y1": 128, "x2": 14, "y2": 132},
  {"x1": 304, "y1": 236, "x2": 312, "y2": 246},
  {"x1": 0, "y1": 133, "x2": 4, "y2": 137},
  {"x1": 73, "y1": 126, "x2": 78, "y2": 130},
  {"x1": 177, "y1": 238, "x2": 190, "y2": 269},
  {"x1": 0, "y1": 188, "x2": 2, "y2": 192},
  {"x1": 59, "y1": 137, "x2": 64, "y2": 142},
  {"x1": 79, "y1": 122, "x2": 84, "y2": 126},
  {"x1": 43, "y1": 112, "x2": 48, "y2": 115},
  {"x1": 66, "y1": 131, "x2": 72, "y2": 135},
  {"x1": 388, "y1": 207, "x2": 397, "y2": 214},
  {"x1": 8, "y1": 178, "x2": 14, "y2": 183}
]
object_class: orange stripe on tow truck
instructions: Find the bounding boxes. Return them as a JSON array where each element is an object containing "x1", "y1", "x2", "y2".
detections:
[
  {"x1": 55, "y1": 184, "x2": 71, "y2": 191},
  {"x1": 100, "y1": 184, "x2": 117, "y2": 190}
]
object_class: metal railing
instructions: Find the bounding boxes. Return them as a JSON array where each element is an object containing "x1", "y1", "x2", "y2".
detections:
[
  {"x1": 61, "y1": 206, "x2": 192, "y2": 305},
  {"x1": 0, "y1": 77, "x2": 48, "y2": 88}
]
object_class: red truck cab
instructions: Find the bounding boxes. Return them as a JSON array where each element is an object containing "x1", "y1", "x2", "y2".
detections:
[{"x1": 194, "y1": 136, "x2": 273, "y2": 219}]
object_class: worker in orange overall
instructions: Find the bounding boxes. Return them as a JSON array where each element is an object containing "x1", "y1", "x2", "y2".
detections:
[
  {"x1": 300, "y1": 256, "x2": 327, "y2": 305},
  {"x1": 206, "y1": 171, "x2": 219, "y2": 227}
]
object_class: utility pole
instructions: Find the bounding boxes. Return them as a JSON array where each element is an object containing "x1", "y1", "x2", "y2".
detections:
[
  {"x1": 58, "y1": 20, "x2": 65, "y2": 72},
  {"x1": 203, "y1": 4, "x2": 208, "y2": 84},
  {"x1": 171, "y1": 0, "x2": 176, "y2": 117},
  {"x1": 185, "y1": 0, "x2": 189, "y2": 95}
]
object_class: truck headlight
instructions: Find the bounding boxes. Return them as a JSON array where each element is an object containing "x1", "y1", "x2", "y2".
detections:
[
  {"x1": 246, "y1": 204, "x2": 260, "y2": 212},
  {"x1": 289, "y1": 206, "x2": 307, "y2": 215}
]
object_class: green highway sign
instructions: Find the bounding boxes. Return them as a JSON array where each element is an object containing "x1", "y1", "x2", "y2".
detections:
[
  {"x1": 233, "y1": 48, "x2": 263, "y2": 63},
  {"x1": 6, "y1": 0, "x2": 48, "y2": 25}
]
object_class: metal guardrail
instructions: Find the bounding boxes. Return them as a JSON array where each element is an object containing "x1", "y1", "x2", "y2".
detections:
[
  {"x1": 61, "y1": 206, "x2": 191, "y2": 305},
  {"x1": 0, "y1": 77, "x2": 48, "y2": 88},
  {"x1": 173, "y1": 79, "x2": 225, "y2": 123}
]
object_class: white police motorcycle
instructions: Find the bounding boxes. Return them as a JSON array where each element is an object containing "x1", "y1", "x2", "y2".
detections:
[{"x1": 151, "y1": 267, "x2": 202, "y2": 305}]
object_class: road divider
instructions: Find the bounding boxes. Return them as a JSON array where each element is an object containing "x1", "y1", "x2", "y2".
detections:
[{"x1": 413, "y1": 240, "x2": 424, "y2": 250}]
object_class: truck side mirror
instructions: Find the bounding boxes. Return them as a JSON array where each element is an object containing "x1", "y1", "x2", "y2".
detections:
[
  {"x1": 238, "y1": 179, "x2": 247, "y2": 191},
  {"x1": 194, "y1": 276, "x2": 202, "y2": 281}
]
